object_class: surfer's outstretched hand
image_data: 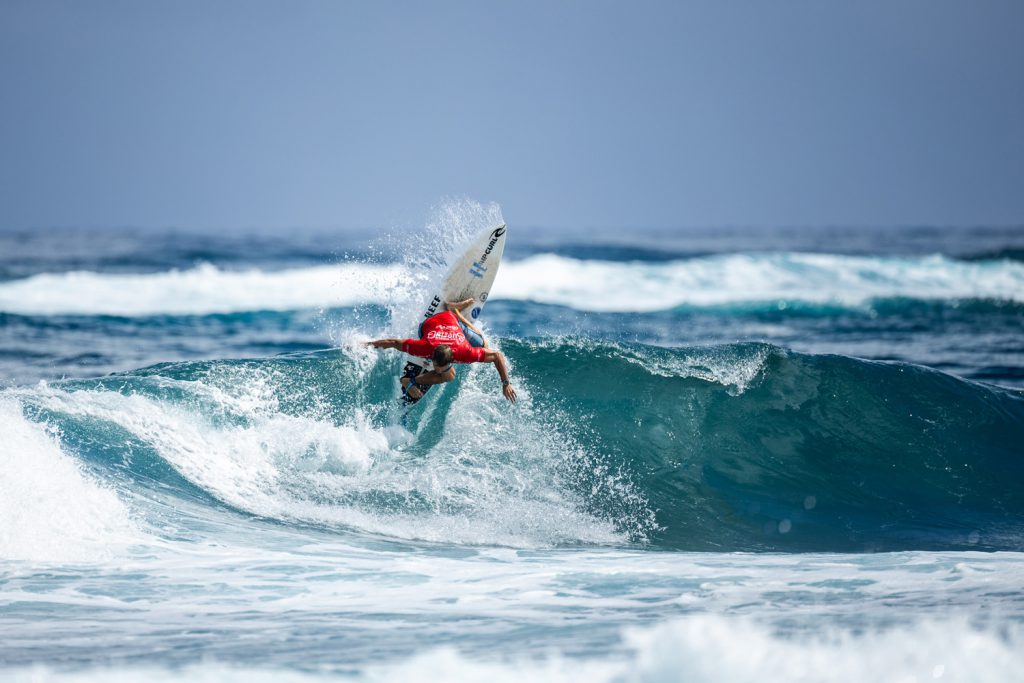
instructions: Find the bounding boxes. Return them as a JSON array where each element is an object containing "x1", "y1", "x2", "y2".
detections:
[
  {"x1": 366, "y1": 338, "x2": 402, "y2": 349},
  {"x1": 503, "y1": 383, "x2": 517, "y2": 403}
]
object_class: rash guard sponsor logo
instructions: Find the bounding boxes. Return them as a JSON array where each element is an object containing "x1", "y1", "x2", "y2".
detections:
[{"x1": 426, "y1": 326, "x2": 467, "y2": 344}]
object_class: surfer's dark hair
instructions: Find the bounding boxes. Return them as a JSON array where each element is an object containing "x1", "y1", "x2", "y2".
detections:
[{"x1": 433, "y1": 345, "x2": 454, "y2": 367}]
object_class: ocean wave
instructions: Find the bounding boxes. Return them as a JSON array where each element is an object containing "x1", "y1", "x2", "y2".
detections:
[
  {"x1": 0, "y1": 399, "x2": 137, "y2": 562},
  {"x1": 499, "y1": 252, "x2": 1024, "y2": 311},
  {"x1": 6, "y1": 616, "x2": 1022, "y2": 682},
  {"x1": 517, "y1": 340, "x2": 1024, "y2": 551},
  {"x1": 963, "y1": 246, "x2": 1024, "y2": 262},
  {"x1": 368, "y1": 616, "x2": 1024, "y2": 683},
  {"x1": 10, "y1": 348, "x2": 633, "y2": 549},
  {"x1": 5, "y1": 339, "x2": 1022, "y2": 553},
  {"x1": 0, "y1": 253, "x2": 1021, "y2": 316},
  {"x1": 0, "y1": 262, "x2": 404, "y2": 316}
]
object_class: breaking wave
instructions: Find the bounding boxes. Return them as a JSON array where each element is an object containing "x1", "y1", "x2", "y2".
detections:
[
  {"x1": 3, "y1": 338, "x2": 1022, "y2": 556},
  {"x1": 1, "y1": 252, "x2": 1021, "y2": 316}
]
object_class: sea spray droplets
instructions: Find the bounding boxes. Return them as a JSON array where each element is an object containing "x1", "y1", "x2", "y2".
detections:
[
  {"x1": 372, "y1": 197, "x2": 507, "y2": 335},
  {"x1": 399, "y1": 358, "x2": 638, "y2": 547},
  {"x1": 406, "y1": 199, "x2": 505, "y2": 324}
]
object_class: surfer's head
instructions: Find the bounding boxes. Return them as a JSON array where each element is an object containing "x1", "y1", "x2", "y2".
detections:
[{"x1": 432, "y1": 345, "x2": 454, "y2": 372}]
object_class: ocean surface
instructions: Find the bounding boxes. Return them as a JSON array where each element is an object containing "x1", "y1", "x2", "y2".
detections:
[{"x1": 2, "y1": 205, "x2": 1023, "y2": 681}]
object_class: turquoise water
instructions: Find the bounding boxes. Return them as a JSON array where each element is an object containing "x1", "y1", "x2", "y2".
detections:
[{"x1": 2, "y1": 212, "x2": 1023, "y2": 681}]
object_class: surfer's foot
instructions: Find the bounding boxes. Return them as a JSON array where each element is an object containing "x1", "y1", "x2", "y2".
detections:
[{"x1": 447, "y1": 298, "x2": 474, "y2": 312}]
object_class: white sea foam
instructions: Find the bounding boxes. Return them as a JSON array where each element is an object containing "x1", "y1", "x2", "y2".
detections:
[
  {"x1": 0, "y1": 400, "x2": 136, "y2": 562},
  {"x1": 497, "y1": 252, "x2": 1024, "y2": 311},
  {"x1": 20, "y1": 384, "x2": 388, "y2": 515},
  {"x1": 0, "y1": 253, "x2": 1021, "y2": 316},
  {"x1": 7, "y1": 616, "x2": 1021, "y2": 682},
  {"x1": 376, "y1": 616, "x2": 1024, "y2": 683},
  {"x1": 14, "y1": 359, "x2": 628, "y2": 548},
  {"x1": 0, "y1": 262, "x2": 403, "y2": 316}
]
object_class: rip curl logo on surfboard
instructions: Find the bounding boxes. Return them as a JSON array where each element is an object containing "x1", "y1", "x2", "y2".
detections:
[{"x1": 477, "y1": 226, "x2": 505, "y2": 265}]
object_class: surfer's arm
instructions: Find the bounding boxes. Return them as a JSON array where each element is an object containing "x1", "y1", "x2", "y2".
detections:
[
  {"x1": 481, "y1": 349, "x2": 516, "y2": 403},
  {"x1": 365, "y1": 338, "x2": 405, "y2": 350},
  {"x1": 415, "y1": 367, "x2": 456, "y2": 386}
]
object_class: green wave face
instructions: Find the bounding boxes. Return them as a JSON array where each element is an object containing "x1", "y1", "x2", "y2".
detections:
[{"x1": 516, "y1": 341, "x2": 1024, "y2": 551}]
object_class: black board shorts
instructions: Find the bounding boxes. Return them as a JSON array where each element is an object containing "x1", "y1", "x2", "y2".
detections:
[{"x1": 401, "y1": 361, "x2": 430, "y2": 405}]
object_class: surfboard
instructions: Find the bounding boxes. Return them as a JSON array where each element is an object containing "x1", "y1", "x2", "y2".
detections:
[{"x1": 400, "y1": 224, "x2": 508, "y2": 404}]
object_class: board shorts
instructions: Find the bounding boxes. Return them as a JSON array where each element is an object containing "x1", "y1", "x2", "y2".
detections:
[
  {"x1": 400, "y1": 361, "x2": 429, "y2": 405},
  {"x1": 459, "y1": 322, "x2": 485, "y2": 348}
]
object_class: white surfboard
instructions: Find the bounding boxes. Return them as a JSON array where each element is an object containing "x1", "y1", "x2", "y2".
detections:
[{"x1": 400, "y1": 224, "x2": 507, "y2": 401}]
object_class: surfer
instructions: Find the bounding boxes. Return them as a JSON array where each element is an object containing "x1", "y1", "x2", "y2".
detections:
[{"x1": 366, "y1": 299, "x2": 517, "y2": 403}]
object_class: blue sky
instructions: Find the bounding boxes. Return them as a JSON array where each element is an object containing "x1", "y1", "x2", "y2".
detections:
[{"x1": 1, "y1": 1, "x2": 1022, "y2": 231}]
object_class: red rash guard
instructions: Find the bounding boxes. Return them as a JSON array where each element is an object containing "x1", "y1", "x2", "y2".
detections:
[{"x1": 402, "y1": 311, "x2": 486, "y2": 363}]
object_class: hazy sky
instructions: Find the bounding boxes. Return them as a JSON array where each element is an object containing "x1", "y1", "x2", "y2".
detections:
[{"x1": 1, "y1": 1, "x2": 1022, "y2": 231}]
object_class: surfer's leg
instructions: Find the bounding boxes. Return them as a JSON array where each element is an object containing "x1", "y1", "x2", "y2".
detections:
[
  {"x1": 446, "y1": 298, "x2": 474, "y2": 312},
  {"x1": 401, "y1": 376, "x2": 424, "y2": 400},
  {"x1": 400, "y1": 362, "x2": 430, "y2": 403},
  {"x1": 457, "y1": 321, "x2": 486, "y2": 348}
]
